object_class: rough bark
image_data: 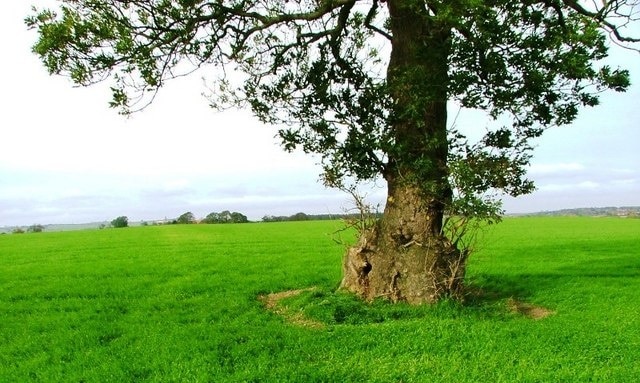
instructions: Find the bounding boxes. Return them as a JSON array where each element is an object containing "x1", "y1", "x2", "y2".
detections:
[
  {"x1": 340, "y1": 0, "x2": 467, "y2": 304},
  {"x1": 340, "y1": 182, "x2": 467, "y2": 304}
]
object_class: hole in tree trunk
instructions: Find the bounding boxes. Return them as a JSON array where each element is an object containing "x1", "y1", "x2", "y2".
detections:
[{"x1": 362, "y1": 262, "x2": 372, "y2": 276}]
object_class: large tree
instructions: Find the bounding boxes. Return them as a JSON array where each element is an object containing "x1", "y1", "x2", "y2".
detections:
[{"x1": 27, "y1": 0, "x2": 638, "y2": 304}]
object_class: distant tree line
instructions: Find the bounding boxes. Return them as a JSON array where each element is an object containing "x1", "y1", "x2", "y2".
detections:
[
  {"x1": 111, "y1": 216, "x2": 129, "y2": 228},
  {"x1": 262, "y1": 212, "x2": 383, "y2": 223},
  {"x1": 202, "y1": 211, "x2": 248, "y2": 224},
  {"x1": 176, "y1": 212, "x2": 196, "y2": 224},
  {"x1": 106, "y1": 211, "x2": 250, "y2": 228},
  {"x1": 521, "y1": 206, "x2": 640, "y2": 218},
  {"x1": 160, "y1": 211, "x2": 249, "y2": 225},
  {"x1": 28, "y1": 224, "x2": 45, "y2": 233},
  {"x1": 262, "y1": 212, "x2": 311, "y2": 222},
  {"x1": 109, "y1": 211, "x2": 382, "y2": 227},
  {"x1": 7, "y1": 224, "x2": 47, "y2": 234}
]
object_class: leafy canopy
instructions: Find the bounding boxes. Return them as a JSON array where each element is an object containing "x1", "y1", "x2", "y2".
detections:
[{"x1": 27, "y1": 0, "x2": 638, "y2": 221}]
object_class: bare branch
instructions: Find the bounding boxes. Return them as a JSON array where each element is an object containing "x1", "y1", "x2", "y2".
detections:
[{"x1": 563, "y1": 0, "x2": 640, "y2": 44}]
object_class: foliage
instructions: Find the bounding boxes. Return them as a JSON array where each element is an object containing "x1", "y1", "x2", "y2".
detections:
[
  {"x1": 27, "y1": 224, "x2": 46, "y2": 233},
  {"x1": 110, "y1": 216, "x2": 128, "y2": 228},
  {"x1": 262, "y1": 212, "x2": 381, "y2": 223},
  {"x1": 176, "y1": 211, "x2": 196, "y2": 224},
  {"x1": 527, "y1": 206, "x2": 640, "y2": 217},
  {"x1": 289, "y1": 212, "x2": 310, "y2": 221},
  {"x1": 25, "y1": 1, "x2": 637, "y2": 201},
  {"x1": 0, "y1": 219, "x2": 639, "y2": 381},
  {"x1": 229, "y1": 211, "x2": 249, "y2": 223},
  {"x1": 203, "y1": 210, "x2": 249, "y2": 224}
]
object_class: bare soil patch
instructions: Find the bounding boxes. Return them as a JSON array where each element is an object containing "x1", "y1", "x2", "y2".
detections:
[
  {"x1": 258, "y1": 287, "x2": 324, "y2": 329},
  {"x1": 507, "y1": 298, "x2": 556, "y2": 320}
]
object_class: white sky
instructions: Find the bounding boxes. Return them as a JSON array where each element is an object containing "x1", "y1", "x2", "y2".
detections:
[{"x1": 1, "y1": 2, "x2": 639, "y2": 227}]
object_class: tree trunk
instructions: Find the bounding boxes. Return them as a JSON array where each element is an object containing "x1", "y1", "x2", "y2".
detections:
[
  {"x1": 340, "y1": 0, "x2": 467, "y2": 304},
  {"x1": 340, "y1": 181, "x2": 467, "y2": 304}
]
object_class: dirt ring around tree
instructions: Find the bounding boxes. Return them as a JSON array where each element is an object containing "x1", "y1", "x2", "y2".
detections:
[{"x1": 258, "y1": 287, "x2": 324, "y2": 329}]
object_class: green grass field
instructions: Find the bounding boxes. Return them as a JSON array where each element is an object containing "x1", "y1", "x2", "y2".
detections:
[{"x1": 1, "y1": 217, "x2": 639, "y2": 382}]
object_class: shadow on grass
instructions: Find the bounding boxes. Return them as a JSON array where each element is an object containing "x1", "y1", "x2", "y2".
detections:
[
  {"x1": 264, "y1": 250, "x2": 639, "y2": 327},
  {"x1": 462, "y1": 274, "x2": 559, "y2": 321},
  {"x1": 465, "y1": 251, "x2": 639, "y2": 313},
  {"x1": 555, "y1": 254, "x2": 640, "y2": 278},
  {"x1": 269, "y1": 285, "x2": 523, "y2": 327}
]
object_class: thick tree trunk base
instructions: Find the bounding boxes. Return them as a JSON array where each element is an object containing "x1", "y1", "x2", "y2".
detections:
[
  {"x1": 340, "y1": 226, "x2": 466, "y2": 304},
  {"x1": 340, "y1": 184, "x2": 468, "y2": 305}
]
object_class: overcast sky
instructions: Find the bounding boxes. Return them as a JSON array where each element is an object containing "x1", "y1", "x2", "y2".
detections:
[{"x1": 1, "y1": 2, "x2": 639, "y2": 227}]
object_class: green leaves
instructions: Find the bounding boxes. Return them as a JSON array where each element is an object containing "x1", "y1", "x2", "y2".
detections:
[
  {"x1": 26, "y1": 0, "x2": 638, "y2": 225},
  {"x1": 598, "y1": 66, "x2": 630, "y2": 92},
  {"x1": 448, "y1": 1, "x2": 629, "y2": 129},
  {"x1": 447, "y1": 124, "x2": 536, "y2": 231}
]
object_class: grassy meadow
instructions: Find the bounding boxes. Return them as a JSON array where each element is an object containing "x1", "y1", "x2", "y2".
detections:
[{"x1": 0, "y1": 217, "x2": 639, "y2": 382}]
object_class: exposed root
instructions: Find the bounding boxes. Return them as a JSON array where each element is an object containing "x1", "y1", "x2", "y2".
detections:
[
  {"x1": 258, "y1": 287, "x2": 324, "y2": 329},
  {"x1": 507, "y1": 298, "x2": 556, "y2": 320}
]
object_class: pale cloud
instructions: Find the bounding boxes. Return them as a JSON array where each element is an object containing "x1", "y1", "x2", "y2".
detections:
[
  {"x1": 161, "y1": 179, "x2": 192, "y2": 192},
  {"x1": 538, "y1": 180, "x2": 600, "y2": 192},
  {"x1": 577, "y1": 181, "x2": 601, "y2": 189},
  {"x1": 612, "y1": 178, "x2": 639, "y2": 186},
  {"x1": 528, "y1": 162, "x2": 586, "y2": 176}
]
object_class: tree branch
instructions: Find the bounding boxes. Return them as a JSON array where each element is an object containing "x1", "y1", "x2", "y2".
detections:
[
  {"x1": 562, "y1": 0, "x2": 640, "y2": 43},
  {"x1": 364, "y1": 0, "x2": 392, "y2": 41},
  {"x1": 329, "y1": 1, "x2": 357, "y2": 77}
]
